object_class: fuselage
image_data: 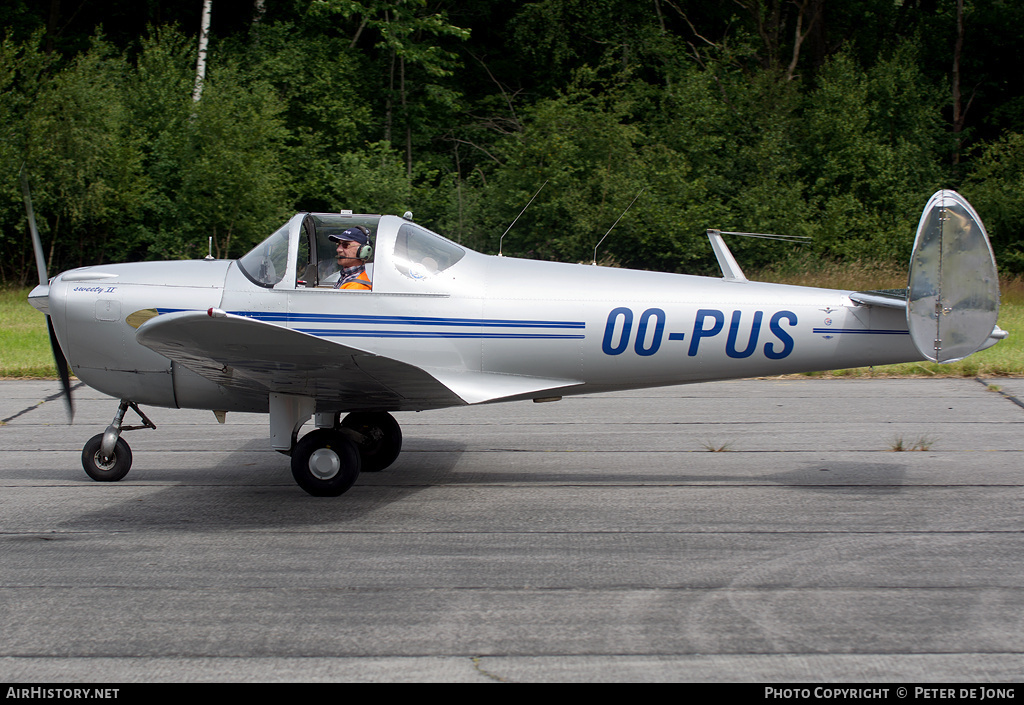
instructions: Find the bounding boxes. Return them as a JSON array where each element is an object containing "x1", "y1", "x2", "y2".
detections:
[{"x1": 39, "y1": 214, "x2": 923, "y2": 414}]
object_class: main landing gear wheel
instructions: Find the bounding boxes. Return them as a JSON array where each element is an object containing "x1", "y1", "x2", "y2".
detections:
[
  {"x1": 81, "y1": 434, "x2": 133, "y2": 482},
  {"x1": 340, "y1": 412, "x2": 403, "y2": 472},
  {"x1": 291, "y1": 428, "x2": 361, "y2": 497}
]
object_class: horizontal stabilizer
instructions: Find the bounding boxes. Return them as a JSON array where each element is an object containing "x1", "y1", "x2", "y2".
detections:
[{"x1": 849, "y1": 289, "x2": 908, "y2": 310}]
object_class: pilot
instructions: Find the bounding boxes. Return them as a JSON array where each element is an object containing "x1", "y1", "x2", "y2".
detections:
[{"x1": 328, "y1": 226, "x2": 372, "y2": 290}]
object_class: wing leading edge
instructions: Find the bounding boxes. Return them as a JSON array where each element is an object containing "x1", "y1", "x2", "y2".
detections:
[{"x1": 135, "y1": 310, "x2": 581, "y2": 410}]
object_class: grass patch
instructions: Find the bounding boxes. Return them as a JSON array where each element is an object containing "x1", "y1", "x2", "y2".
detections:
[
  {"x1": 756, "y1": 258, "x2": 910, "y2": 292},
  {"x1": 0, "y1": 287, "x2": 58, "y2": 378}
]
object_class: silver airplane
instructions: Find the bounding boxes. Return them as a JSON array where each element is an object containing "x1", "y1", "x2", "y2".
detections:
[{"x1": 27, "y1": 190, "x2": 1005, "y2": 496}]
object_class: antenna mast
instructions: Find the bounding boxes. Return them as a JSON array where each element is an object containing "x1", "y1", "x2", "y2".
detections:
[
  {"x1": 498, "y1": 180, "x2": 548, "y2": 257},
  {"x1": 593, "y1": 189, "x2": 644, "y2": 265}
]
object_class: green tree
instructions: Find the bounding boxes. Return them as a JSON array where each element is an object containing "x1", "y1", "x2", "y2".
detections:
[
  {"x1": 0, "y1": 31, "x2": 54, "y2": 284},
  {"x1": 19, "y1": 35, "x2": 150, "y2": 274},
  {"x1": 802, "y1": 46, "x2": 946, "y2": 261},
  {"x1": 309, "y1": 0, "x2": 470, "y2": 176},
  {"x1": 127, "y1": 28, "x2": 291, "y2": 259},
  {"x1": 468, "y1": 64, "x2": 719, "y2": 272},
  {"x1": 963, "y1": 132, "x2": 1024, "y2": 272},
  {"x1": 229, "y1": 20, "x2": 372, "y2": 212}
]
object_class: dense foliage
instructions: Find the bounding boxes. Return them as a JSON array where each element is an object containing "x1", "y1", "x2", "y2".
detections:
[{"x1": 2, "y1": 0, "x2": 1023, "y2": 284}]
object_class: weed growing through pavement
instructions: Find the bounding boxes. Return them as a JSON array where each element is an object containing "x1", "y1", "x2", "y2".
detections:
[{"x1": 890, "y1": 435, "x2": 935, "y2": 452}]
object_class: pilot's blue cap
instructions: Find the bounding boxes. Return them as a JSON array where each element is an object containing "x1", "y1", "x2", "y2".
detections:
[{"x1": 328, "y1": 227, "x2": 369, "y2": 246}]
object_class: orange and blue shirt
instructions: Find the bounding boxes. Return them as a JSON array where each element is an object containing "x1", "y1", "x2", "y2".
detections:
[{"x1": 337, "y1": 265, "x2": 371, "y2": 290}]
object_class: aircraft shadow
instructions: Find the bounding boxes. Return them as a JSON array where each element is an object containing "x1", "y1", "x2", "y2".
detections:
[
  {"x1": 750, "y1": 461, "x2": 909, "y2": 496},
  {"x1": 55, "y1": 437, "x2": 467, "y2": 531},
  {"x1": 55, "y1": 440, "x2": 909, "y2": 532}
]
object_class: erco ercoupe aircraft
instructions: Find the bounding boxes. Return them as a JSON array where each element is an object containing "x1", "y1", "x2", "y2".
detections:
[{"x1": 27, "y1": 189, "x2": 1004, "y2": 496}]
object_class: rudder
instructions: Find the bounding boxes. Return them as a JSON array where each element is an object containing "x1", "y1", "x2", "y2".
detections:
[{"x1": 907, "y1": 190, "x2": 1000, "y2": 363}]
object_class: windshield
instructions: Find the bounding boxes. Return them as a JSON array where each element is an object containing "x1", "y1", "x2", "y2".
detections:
[
  {"x1": 393, "y1": 222, "x2": 465, "y2": 280},
  {"x1": 237, "y1": 221, "x2": 291, "y2": 288}
]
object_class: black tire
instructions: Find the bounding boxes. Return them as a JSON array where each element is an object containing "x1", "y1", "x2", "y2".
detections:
[
  {"x1": 81, "y1": 433, "x2": 133, "y2": 482},
  {"x1": 291, "y1": 428, "x2": 361, "y2": 496},
  {"x1": 340, "y1": 412, "x2": 403, "y2": 472}
]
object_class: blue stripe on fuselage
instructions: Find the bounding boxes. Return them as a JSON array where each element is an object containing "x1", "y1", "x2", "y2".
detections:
[
  {"x1": 297, "y1": 329, "x2": 584, "y2": 339},
  {"x1": 812, "y1": 328, "x2": 908, "y2": 335},
  {"x1": 154, "y1": 308, "x2": 586, "y2": 340},
  {"x1": 235, "y1": 312, "x2": 585, "y2": 329}
]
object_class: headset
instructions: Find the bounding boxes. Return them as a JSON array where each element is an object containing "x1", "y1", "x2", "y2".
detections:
[{"x1": 351, "y1": 225, "x2": 373, "y2": 260}]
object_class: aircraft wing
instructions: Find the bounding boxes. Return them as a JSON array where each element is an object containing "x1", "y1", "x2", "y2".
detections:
[{"x1": 135, "y1": 310, "x2": 580, "y2": 410}]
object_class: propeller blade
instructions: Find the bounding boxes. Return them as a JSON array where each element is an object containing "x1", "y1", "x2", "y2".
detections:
[
  {"x1": 46, "y1": 316, "x2": 74, "y2": 421},
  {"x1": 20, "y1": 165, "x2": 48, "y2": 287},
  {"x1": 22, "y1": 164, "x2": 74, "y2": 421}
]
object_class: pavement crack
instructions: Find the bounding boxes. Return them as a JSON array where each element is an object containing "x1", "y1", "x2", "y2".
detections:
[
  {"x1": 471, "y1": 656, "x2": 509, "y2": 682},
  {"x1": 975, "y1": 377, "x2": 1024, "y2": 411},
  {"x1": 1, "y1": 381, "x2": 84, "y2": 425}
]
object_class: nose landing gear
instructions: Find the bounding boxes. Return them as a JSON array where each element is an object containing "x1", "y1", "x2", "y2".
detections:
[{"x1": 81, "y1": 400, "x2": 156, "y2": 482}]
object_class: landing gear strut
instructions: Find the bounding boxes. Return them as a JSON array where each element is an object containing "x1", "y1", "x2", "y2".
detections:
[{"x1": 81, "y1": 400, "x2": 156, "y2": 482}]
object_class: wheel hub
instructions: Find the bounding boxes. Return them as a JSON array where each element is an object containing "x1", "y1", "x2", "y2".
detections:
[
  {"x1": 92, "y1": 451, "x2": 117, "y2": 471},
  {"x1": 308, "y1": 447, "x2": 341, "y2": 480}
]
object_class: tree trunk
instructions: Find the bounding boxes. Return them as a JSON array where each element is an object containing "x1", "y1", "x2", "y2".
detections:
[
  {"x1": 385, "y1": 48, "x2": 394, "y2": 144},
  {"x1": 45, "y1": 0, "x2": 60, "y2": 55},
  {"x1": 193, "y1": 0, "x2": 213, "y2": 103},
  {"x1": 951, "y1": 0, "x2": 965, "y2": 166},
  {"x1": 402, "y1": 56, "x2": 412, "y2": 177}
]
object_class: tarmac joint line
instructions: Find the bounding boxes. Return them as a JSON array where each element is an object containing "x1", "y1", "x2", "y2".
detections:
[{"x1": 975, "y1": 377, "x2": 1024, "y2": 412}]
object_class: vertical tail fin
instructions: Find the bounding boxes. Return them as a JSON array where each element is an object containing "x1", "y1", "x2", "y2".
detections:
[{"x1": 907, "y1": 190, "x2": 1000, "y2": 363}]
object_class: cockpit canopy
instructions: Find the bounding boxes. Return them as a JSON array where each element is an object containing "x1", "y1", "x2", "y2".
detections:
[{"x1": 237, "y1": 213, "x2": 466, "y2": 291}]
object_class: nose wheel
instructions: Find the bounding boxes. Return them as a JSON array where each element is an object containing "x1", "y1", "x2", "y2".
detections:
[{"x1": 82, "y1": 434, "x2": 133, "y2": 482}]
